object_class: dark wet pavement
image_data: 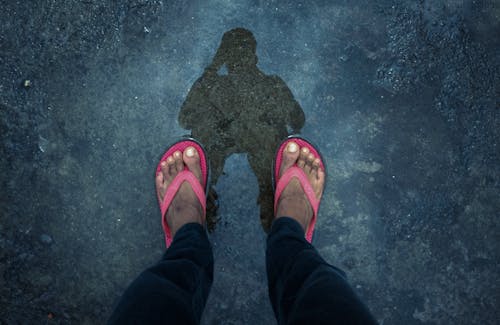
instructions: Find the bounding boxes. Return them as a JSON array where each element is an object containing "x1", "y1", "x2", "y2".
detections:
[{"x1": 1, "y1": 1, "x2": 499, "y2": 324}]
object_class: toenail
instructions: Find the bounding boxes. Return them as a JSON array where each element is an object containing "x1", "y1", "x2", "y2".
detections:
[
  {"x1": 314, "y1": 158, "x2": 321, "y2": 164},
  {"x1": 186, "y1": 147, "x2": 195, "y2": 157},
  {"x1": 167, "y1": 157, "x2": 174, "y2": 163},
  {"x1": 287, "y1": 142, "x2": 298, "y2": 153},
  {"x1": 174, "y1": 151, "x2": 181, "y2": 158},
  {"x1": 302, "y1": 148, "x2": 309, "y2": 153}
]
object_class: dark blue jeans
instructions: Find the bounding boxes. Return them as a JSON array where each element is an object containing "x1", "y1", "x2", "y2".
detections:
[{"x1": 108, "y1": 217, "x2": 377, "y2": 324}]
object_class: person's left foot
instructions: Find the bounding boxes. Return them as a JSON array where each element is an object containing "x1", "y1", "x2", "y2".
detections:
[{"x1": 155, "y1": 147, "x2": 204, "y2": 238}]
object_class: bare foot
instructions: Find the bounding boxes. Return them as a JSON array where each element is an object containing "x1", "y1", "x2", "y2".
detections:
[
  {"x1": 276, "y1": 141, "x2": 325, "y2": 231},
  {"x1": 155, "y1": 146, "x2": 204, "y2": 238}
]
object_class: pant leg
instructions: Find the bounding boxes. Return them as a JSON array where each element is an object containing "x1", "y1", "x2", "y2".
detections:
[
  {"x1": 266, "y1": 217, "x2": 377, "y2": 325},
  {"x1": 108, "y1": 223, "x2": 213, "y2": 325}
]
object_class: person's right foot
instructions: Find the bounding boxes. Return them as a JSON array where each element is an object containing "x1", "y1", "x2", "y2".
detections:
[
  {"x1": 275, "y1": 141, "x2": 325, "y2": 231},
  {"x1": 155, "y1": 146, "x2": 204, "y2": 238}
]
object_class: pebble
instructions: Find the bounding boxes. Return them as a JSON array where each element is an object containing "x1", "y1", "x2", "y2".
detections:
[
  {"x1": 339, "y1": 54, "x2": 349, "y2": 62},
  {"x1": 39, "y1": 234, "x2": 53, "y2": 245}
]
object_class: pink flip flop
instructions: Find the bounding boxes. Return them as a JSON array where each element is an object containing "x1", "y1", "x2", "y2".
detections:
[
  {"x1": 156, "y1": 138, "x2": 209, "y2": 247},
  {"x1": 273, "y1": 135, "x2": 326, "y2": 243}
]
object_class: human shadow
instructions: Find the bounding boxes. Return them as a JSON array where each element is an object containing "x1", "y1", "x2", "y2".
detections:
[{"x1": 178, "y1": 28, "x2": 305, "y2": 232}]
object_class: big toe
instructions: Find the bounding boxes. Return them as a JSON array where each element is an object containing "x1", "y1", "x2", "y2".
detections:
[
  {"x1": 183, "y1": 146, "x2": 203, "y2": 184},
  {"x1": 279, "y1": 141, "x2": 300, "y2": 178}
]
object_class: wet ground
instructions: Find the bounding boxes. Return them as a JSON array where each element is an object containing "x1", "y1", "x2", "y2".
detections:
[{"x1": 1, "y1": 1, "x2": 499, "y2": 324}]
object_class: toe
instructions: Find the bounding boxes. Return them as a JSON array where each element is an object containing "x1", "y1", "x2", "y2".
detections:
[
  {"x1": 297, "y1": 147, "x2": 309, "y2": 168},
  {"x1": 279, "y1": 141, "x2": 300, "y2": 178},
  {"x1": 174, "y1": 150, "x2": 184, "y2": 172},
  {"x1": 161, "y1": 160, "x2": 169, "y2": 178},
  {"x1": 167, "y1": 156, "x2": 176, "y2": 177},
  {"x1": 183, "y1": 146, "x2": 203, "y2": 184},
  {"x1": 156, "y1": 171, "x2": 164, "y2": 187},
  {"x1": 312, "y1": 158, "x2": 321, "y2": 179},
  {"x1": 304, "y1": 153, "x2": 315, "y2": 173}
]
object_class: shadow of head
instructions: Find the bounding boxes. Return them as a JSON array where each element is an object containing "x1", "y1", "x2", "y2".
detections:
[{"x1": 219, "y1": 28, "x2": 258, "y2": 73}]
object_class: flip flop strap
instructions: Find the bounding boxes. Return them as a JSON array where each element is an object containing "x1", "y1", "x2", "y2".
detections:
[
  {"x1": 274, "y1": 166, "x2": 319, "y2": 220},
  {"x1": 160, "y1": 170, "x2": 207, "y2": 218}
]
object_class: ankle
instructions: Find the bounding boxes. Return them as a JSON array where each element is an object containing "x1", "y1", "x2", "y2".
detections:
[
  {"x1": 276, "y1": 197, "x2": 312, "y2": 231},
  {"x1": 167, "y1": 206, "x2": 203, "y2": 233}
]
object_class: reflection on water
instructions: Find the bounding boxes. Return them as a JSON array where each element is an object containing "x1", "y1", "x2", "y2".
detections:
[{"x1": 178, "y1": 28, "x2": 305, "y2": 231}]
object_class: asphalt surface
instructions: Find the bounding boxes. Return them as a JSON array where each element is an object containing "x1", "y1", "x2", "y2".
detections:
[{"x1": 1, "y1": 1, "x2": 499, "y2": 324}]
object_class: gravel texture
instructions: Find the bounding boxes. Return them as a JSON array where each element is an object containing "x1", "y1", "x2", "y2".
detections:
[{"x1": 1, "y1": 1, "x2": 499, "y2": 324}]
